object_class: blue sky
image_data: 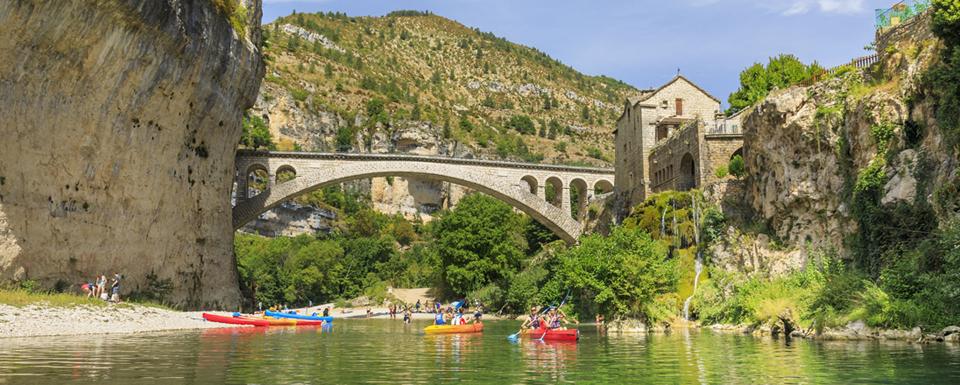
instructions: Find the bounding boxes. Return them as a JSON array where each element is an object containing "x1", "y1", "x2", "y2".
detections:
[{"x1": 262, "y1": 0, "x2": 894, "y2": 106}]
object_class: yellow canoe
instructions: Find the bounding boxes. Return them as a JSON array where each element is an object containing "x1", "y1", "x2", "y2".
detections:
[{"x1": 424, "y1": 323, "x2": 484, "y2": 334}]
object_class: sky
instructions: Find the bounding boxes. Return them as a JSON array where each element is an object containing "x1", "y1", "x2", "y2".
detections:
[{"x1": 261, "y1": 0, "x2": 897, "y2": 106}]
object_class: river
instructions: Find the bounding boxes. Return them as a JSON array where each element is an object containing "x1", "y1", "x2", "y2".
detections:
[{"x1": 1, "y1": 319, "x2": 958, "y2": 384}]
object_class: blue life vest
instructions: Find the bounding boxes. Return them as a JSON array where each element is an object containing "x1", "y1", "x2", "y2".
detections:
[{"x1": 435, "y1": 313, "x2": 445, "y2": 325}]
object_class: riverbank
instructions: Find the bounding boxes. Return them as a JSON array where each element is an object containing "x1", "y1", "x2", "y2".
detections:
[{"x1": 0, "y1": 303, "x2": 243, "y2": 338}]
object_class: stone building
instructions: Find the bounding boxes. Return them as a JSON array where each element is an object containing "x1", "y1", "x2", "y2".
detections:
[{"x1": 613, "y1": 75, "x2": 744, "y2": 213}]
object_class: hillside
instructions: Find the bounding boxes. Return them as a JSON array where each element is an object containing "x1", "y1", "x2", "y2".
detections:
[{"x1": 250, "y1": 10, "x2": 636, "y2": 166}]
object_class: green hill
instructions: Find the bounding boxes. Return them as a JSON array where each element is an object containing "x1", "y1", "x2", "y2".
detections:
[{"x1": 253, "y1": 10, "x2": 636, "y2": 166}]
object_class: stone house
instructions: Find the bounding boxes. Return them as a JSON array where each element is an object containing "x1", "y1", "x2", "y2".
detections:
[{"x1": 613, "y1": 75, "x2": 744, "y2": 213}]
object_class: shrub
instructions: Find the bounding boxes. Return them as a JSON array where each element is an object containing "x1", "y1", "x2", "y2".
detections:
[
  {"x1": 506, "y1": 115, "x2": 536, "y2": 135},
  {"x1": 728, "y1": 155, "x2": 745, "y2": 178},
  {"x1": 714, "y1": 165, "x2": 729, "y2": 178}
]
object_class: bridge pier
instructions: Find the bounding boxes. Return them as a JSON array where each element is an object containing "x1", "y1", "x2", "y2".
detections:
[{"x1": 561, "y1": 186, "x2": 571, "y2": 217}]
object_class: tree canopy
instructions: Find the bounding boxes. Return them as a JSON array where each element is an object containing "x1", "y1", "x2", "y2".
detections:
[{"x1": 726, "y1": 54, "x2": 825, "y2": 114}]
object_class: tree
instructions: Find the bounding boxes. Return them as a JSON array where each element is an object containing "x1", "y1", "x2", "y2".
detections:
[
  {"x1": 366, "y1": 98, "x2": 386, "y2": 123},
  {"x1": 459, "y1": 116, "x2": 475, "y2": 132},
  {"x1": 241, "y1": 113, "x2": 275, "y2": 150},
  {"x1": 506, "y1": 115, "x2": 535, "y2": 135},
  {"x1": 729, "y1": 154, "x2": 746, "y2": 179},
  {"x1": 547, "y1": 120, "x2": 561, "y2": 139},
  {"x1": 548, "y1": 226, "x2": 677, "y2": 321},
  {"x1": 727, "y1": 54, "x2": 824, "y2": 114},
  {"x1": 433, "y1": 194, "x2": 528, "y2": 296},
  {"x1": 933, "y1": 0, "x2": 960, "y2": 48}
]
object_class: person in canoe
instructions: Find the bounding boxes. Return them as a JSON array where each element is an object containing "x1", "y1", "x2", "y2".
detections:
[
  {"x1": 546, "y1": 307, "x2": 578, "y2": 330},
  {"x1": 452, "y1": 308, "x2": 468, "y2": 325},
  {"x1": 520, "y1": 306, "x2": 543, "y2": 330},
  {"x1": 434, "y1": 309, "x2": 445, "y2": 325}
]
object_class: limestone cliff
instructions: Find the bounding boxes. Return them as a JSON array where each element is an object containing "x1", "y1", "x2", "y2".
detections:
[
  {"x1": 737, "y1": 12, "x2": 957, "y2": 262},
  {"x1": 0, "y1": 0, "x2": 264, "y2": 308}
]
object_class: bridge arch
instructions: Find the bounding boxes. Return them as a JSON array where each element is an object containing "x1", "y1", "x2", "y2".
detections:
[
  {"x1": 233, "y1": 162, "x2": 584, "y2": 243},
  {"x1": 569, "y1": 178, "x2": 588, "y2": 219},
  {"x1": 544, "y1": 176, "x2": 563, "y2": 208},
  {"x1": 593, "y1": 179, "x2": 614, "y2": 195},
  {"x1": 520, "y1": 175, "x2": 539, "y2": 195},
  {"x1": 244, "y1": 163, "x2": 269, "y2": 199},
  {"x1": 275, "y1": 165, "x2": 297, "y2": 184}
]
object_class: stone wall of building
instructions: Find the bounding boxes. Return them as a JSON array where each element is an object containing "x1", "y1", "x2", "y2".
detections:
[{"x1": 701, "y1": 135, "x2": 744, "y2": 186}]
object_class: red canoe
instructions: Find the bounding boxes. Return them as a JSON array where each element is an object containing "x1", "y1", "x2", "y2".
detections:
[
  {"x1": 203, "y1": 313, "x2": 271, "y2": 326},
  {"x1": 202, "y1": 313, "x2": 325, "y2": 327},
  {"x1": 525, "y1": 328, "x2": 579, "y2": 341}
]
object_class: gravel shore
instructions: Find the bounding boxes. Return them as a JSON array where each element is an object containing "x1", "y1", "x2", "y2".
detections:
[{"x1": 0, "y1": 304, "x2": 242, "y2": 338}]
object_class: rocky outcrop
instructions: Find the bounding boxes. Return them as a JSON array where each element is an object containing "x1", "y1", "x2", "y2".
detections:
[
  {"x1": 0, "y1": 0, "x2": 264, "y2": 308},
  {"x1": 740, "y1": 13, "x2": 954, "y2": 257}
]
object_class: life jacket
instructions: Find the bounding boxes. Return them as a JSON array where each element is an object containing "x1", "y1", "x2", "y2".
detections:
[
  {"x1": 530, "y1": 314, "x2": 541, "y2": 329},
  {"x1": 435, "y1": 313, "x2": 445, "y2": 325},
  {"x1": 452, "y1": 314, "x2": 462, "y2": 324}
]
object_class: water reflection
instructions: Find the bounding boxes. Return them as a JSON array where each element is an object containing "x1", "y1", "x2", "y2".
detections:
[{"x1": 0, "y1": 322, "x2": 959, "y2": 384}]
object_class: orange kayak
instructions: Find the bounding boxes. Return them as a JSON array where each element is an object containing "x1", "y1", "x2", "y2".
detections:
[{"x1": 424, "y1": 322, "x2": 484, "y2": 334}]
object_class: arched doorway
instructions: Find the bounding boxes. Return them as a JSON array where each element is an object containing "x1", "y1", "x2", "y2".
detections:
[{"x1": 679, "y1": 153, "x2": 696, "y2": 191}]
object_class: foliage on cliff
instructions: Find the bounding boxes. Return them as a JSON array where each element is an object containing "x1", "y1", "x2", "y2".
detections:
[
  {"x1": 257, "y1": 10, "x2": 636, "y2": 165},
  {"x1": 726, "y1": 54, "x2": 825, "y2": 114}
]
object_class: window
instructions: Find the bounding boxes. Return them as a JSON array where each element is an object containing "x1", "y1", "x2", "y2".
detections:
[{"x1": 675, "y1": 98, "x2": 683, "y2": 116}]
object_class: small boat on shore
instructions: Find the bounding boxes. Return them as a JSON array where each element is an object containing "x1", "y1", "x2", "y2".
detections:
[
  {"x1": 423, "y1": 323, "x2": 484, "y2": 334},
  {"x1": 524, "y1": 328, "x2": 579, "y2": 341},
  {"x1": 202, "y1": 313, "x2": 324, "y2": 327},
  {"x1": 265, "y1": 310, "x2": 334, "y2": 323}
]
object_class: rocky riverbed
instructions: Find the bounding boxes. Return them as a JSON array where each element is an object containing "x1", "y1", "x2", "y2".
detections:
[{"x1": 0, "y1": 304, "x2": 242, "y2": 338}]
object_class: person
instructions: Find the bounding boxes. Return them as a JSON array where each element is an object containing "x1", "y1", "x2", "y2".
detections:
[
  {"x1": 322, "y1": 307, "x2": 330, "y2": 317},
  {"x1": 110, "y1": 272, "x2": 121, "y2": 302},
  {"x1": 452, "y1": 308, "x2": 463, "y2": 325},
  {"x1": 547, "y1": 307, "x2": 578, "y2": 330},
  {"x1": 443, "y1": 307, "x2": 454, "y2": 325},
  {"x1": 403, "y1": 309, "x2": 412, "y2": 324},
  {"x1": 390, "y1": 303, "x2": 397, "y2": 319},
  {"x1": 434, "y1": 301, "x2": 441, "y2": 314},
  {"x1": 434, "y1": 310, "x2": 445, "y2": 325},
  {"x1": 95, "y1": 274, "x2": 107, "y2": 299},
  {"x1": 415, "y1": 300, "x2": 422, "y2": 313},
  {"x1": 520, "y1": 306, "x2": 542, "y2": 330},
  {"x1": 366, "y1": 308, "x2": 372, "y2": 318},
  {"x1": 473, "y1": 305, "x2": 483, "y2": 323},
  {"x1": 80, "y1": 282, "x2": 93, "y2": 297},
  {"x1": 258, "y1": 301, "x2": 263, "y2": 312},
  {"x1": 595, "y1": 314, "x2": 605, "y2": 328}
]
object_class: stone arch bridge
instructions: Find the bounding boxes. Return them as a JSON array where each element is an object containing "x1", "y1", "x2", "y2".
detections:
[{"x1": 233, "y1": 150, "x2": 615, "y2": 243}]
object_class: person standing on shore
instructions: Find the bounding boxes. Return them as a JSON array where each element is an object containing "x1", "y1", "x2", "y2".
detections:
[
  {"x1": 110, "y1": 272, "x2": 121, "y2": 302},
  {"x1": 96, "y1": 274, "x2": 107, "y2": 300},
  {"x1": 415, "y1": 300, "x2": 421, "y2": 313}
]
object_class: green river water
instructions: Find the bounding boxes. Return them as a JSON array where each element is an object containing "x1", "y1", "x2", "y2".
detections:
[{"x1": 1, "y1": 319, "x2": 958, "y2": 384}]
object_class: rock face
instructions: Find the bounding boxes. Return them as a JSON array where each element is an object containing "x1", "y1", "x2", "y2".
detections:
[
  {"x1": 0, "y1": 0, "x2": 264, "y2": 308},
  {"x1": 740, "y1": 14, "x2": 955, "y2": 258}
]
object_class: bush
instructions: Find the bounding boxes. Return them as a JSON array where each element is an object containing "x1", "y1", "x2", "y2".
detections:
[
  {"x1": 714, "y1": 165, "x2": 729, "y2": 178},
  {"x1": 547, "y1": 226, "x2": 677, "y2": 322},
  {"x1": 241, "y1": 113, "x2": 275, "y2": 150},
  {"x1": 506, "y1": 115, "x2": 536, "y2": 135},
  {"x1": 728, "y1": 155, "x2": 745, "y2": 179}
]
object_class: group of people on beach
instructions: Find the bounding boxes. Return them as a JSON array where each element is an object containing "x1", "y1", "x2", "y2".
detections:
[
  {"x1": 520, "y1": 305, "x2": 577, "y2": 331},
  {"x1": 80, "y1": 272, "x2": 122, "y2": 302}
]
